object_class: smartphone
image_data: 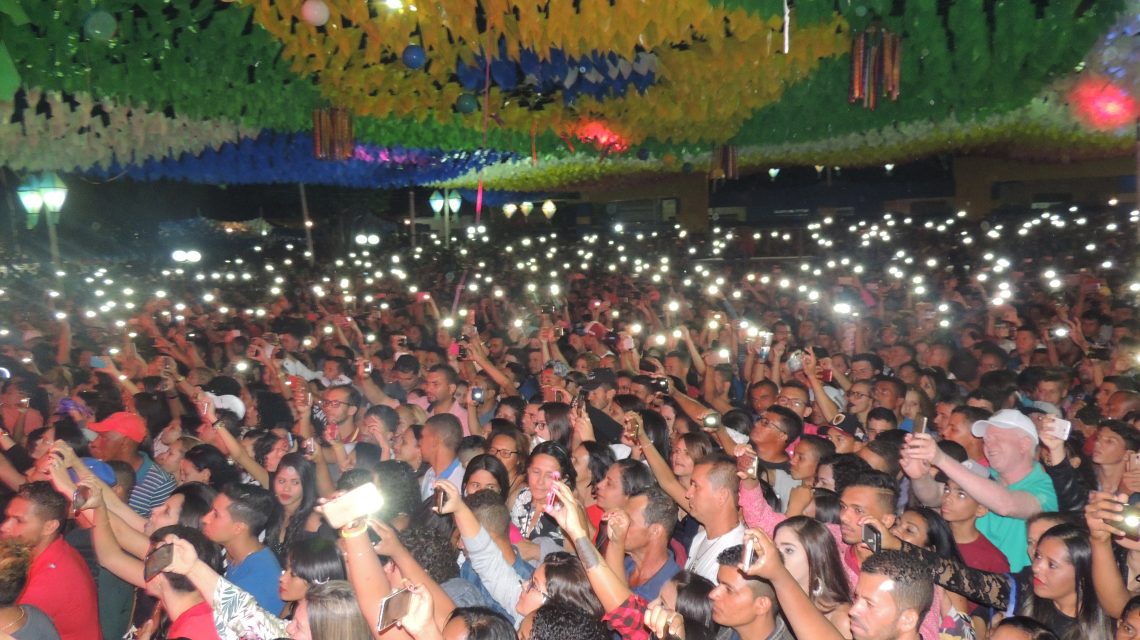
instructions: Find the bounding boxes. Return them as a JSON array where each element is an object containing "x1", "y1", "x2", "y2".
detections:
[
  {"x1": 861, "y1": 524, "x2": 882, "y2": 553},
  {"x1": 544, "y1": 472, "x2": 562, "y2": 511},
  {"x1": 89, "y1": 356, "x2": 107, "y2": 369},
  {"x1": 471, "y1": 387, "x2": 485, "y2": 404},
  {"x1": 736, "y1": 452, "x2": 759, "y2": 480},
  {"x1": 701, "y1": 412, "x2": 722, "y2": 432},
  {"x1": 144, "y1": 543, "x2": 175, "y2": 582},
  {"x1": 1088, "y1": 346, "x2": 1112, "y2": 361},
  {"x1": 321, "y1": 482, "x2": 385, "y2": 529},
  {"x1": 303, "y1": 437, "x2": 317, "y2": 457},
  {"x1": 542, "y1": 385, "x2": 557, "y2": 403},
  {"x1": 913, "y1": 415, "x2": 928, "y2": 435},
  {"x1": 1044, "y1": 416, "x2": 1072, "y2": 441},
  {"x1": 376, "y1": 587, "x2": 412, "y2": 631},
  {"x1": 434, "y1": 487, "x2": 447, "y2": 513},
  {"x1": 741, "y1": 536, "x2": 756, "y2": 569}
]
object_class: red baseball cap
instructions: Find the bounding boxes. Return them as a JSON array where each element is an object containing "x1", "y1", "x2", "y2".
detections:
[{"x1": 88, "y1": 412, "x2": 146, "y2": 443}]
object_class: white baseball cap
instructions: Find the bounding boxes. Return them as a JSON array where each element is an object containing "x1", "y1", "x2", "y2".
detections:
[{"x1": 971, "y1": 408, "x2": 1038, "y2": 445}]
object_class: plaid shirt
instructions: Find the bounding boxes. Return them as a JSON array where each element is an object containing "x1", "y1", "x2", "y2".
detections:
[{"x1": 602, "y1": 593, "x2": 650, "y2": 640}]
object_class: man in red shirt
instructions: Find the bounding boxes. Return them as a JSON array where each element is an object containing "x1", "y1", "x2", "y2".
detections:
[
  {"x1": 145, "y1": 525, "x2": 223, "y2": 640},
  {"x1": 0, "y1": 481, "x2": 101, "y2": 640}
]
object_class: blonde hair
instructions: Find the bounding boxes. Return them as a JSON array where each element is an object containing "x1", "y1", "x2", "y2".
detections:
[
  {"x1": 397, "y1": 404, "x2": 427, "y2": 427},
  {"x1": 306, "y1": 580, "x2": 371, "y2": 640},
  {"x1": 0, "y1": 540, "x2": 31, "y2": 605}
]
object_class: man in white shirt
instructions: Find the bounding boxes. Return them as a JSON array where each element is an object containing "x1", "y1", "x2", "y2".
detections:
[{"x1": 683, "y1": 451, "x2": 744, "y2": 582}]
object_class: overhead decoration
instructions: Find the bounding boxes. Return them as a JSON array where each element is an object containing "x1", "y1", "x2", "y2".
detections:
[
  {"x1": 84, "y1": 133, "x2": 515, "y2": 189},
  {"x1": 239, "y1": 0, "x2": 850, "y2": 144},
  {"x1": 0, "y1": 0, "x2": 1128, "y2": 189},
  {"x1": 0, "y1": 0, "x2": 29, "y2": 100},
  {"x1": 0, "y1": 89, "x2": 256, "y2": 172}
]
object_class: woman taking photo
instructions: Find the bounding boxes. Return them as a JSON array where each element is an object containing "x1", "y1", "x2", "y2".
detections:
[{"x1": 509, "y1": 441, "x2": 576, "y2": 557}]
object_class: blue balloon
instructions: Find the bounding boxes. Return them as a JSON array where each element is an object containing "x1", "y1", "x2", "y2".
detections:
[
  {"x1": 637, "y1": 148, "x2": 650, "y2": 161},
  {"x1": 402, "y1": 45, "x2": 426, "y2": 69}
]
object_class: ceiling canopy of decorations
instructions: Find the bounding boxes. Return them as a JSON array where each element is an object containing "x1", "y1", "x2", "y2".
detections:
[{"x1": 0, "y1": 0, "x2": 1134, "y2": 190}]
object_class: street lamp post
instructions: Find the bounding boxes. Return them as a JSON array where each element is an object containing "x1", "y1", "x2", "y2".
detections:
[
  {"x1": 429, "y1": 189, "x2": 462, "y2": 248},
  {"x1": 16, "y1": 173, "x2": 67, "y2": 273}
]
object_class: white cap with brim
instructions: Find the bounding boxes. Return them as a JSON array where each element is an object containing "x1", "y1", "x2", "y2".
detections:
[{"x1": 971, "y1": 408, "x2": 1038, "y2": 445}]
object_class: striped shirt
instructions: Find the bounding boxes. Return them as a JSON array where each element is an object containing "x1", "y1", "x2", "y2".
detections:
[{"x1": 128, "y1": 453, "x2": 176, "y2": 518}]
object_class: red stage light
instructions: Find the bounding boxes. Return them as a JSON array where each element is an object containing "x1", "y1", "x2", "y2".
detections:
[
  {"x1": 1069, "y1": 77, "x2": 1139, "y2": 130},
  {"x1": 575, "y1": 120, "x2": 629, "y2": 153}
]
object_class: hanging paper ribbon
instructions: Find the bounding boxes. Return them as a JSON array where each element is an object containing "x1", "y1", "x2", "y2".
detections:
[{"x1": 849, "y1": 24, "x2": 901, "y2": 110}]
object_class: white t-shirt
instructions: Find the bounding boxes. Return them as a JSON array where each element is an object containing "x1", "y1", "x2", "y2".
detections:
[{"x1": 685, "y1": 523, "x2": 745, "y2": 582}]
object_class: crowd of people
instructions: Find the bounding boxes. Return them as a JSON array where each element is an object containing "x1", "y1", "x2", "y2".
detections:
[{"x1": 0, "y1": 206, "x2": 1137, "y2": 640}]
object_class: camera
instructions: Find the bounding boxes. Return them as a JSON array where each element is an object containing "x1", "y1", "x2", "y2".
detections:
[
  {"x1": 539, "y1": 304, "x2": 559, "y2": 315},
  {"x1": 651, "y1": 377, "x2": 670, "y2": 394},
  {"x1": 471, "y1": 387, "x2": 485, "y2": 404},
  {"x1": 457, "y1": 346, "x2": 470, "y2": 361}
]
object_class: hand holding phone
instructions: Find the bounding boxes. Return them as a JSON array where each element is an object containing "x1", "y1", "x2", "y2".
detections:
[
  {"x1": 319, "y1": 483, "x2": 385, "y2": 530},
  {"x1": 861, "y1": 523, "x2": 882, "y2": 553},
  {"x1": 1044, "y1": 416, "x2": 1072, "y2": 441},
  {"x1": 376, "y1": 588, "x2": 413, "y2": 632},
  {"x1": 143, "y1": 544, "x2": 175, "y2": 582}
]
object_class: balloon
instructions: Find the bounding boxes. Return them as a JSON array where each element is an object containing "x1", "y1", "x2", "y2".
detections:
[
  {"x1": 300, "y1": 0, "x2": 330, "y2": 26},
  {"x1": 402, "y1": 45, "x2": 426, "y2": 70},
  {"x1": 455, "y1": 94, "x2": 479, "y2": 114},
  {"x1": 84, "y1": 11, "x2": 117, "y2": 42},
  {"x1": 681, "y1": 162, "x2": 694, "y2": 173},
  {"x1": 636, "y1": 148, "x2": 650, "y2": 161}
]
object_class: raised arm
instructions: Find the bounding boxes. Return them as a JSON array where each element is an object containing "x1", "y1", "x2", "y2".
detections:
[{"x1": 905, "y1": 434, "x2": 1043, "y2": 518}]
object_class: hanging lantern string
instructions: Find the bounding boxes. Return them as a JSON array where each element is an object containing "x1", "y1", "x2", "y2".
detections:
[{"x1": 475, "y1": 35, "x2": 493, "y2": 225}]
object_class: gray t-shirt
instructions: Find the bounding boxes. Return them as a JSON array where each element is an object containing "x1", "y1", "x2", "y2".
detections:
[{"x1": 13, "y1": 605, "x2": 61, "y2": 640}]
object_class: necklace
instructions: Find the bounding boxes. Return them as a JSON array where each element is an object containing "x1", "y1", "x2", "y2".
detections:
[{"x1": 0, "y1": 606, "x2": 25, "y2": 633}]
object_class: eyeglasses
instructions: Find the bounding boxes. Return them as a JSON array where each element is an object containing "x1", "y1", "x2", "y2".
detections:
[
  {"x1": 533, "y1": 421, "x2": 548, "y2": 431},
  {"x1": 520, "y1": 578, "x2": 550, "y2": 602},
  {"x1": 488, "y1": 447, "x2": 519, "y2": 458},
  {"x1": 319, "y1": 399, "x2": 349, "y2": 408},
  {"x1": 776, "y1": 395, "x2": 806, "y2": 408},
  {"x1": 847, "y1": 390, "x2": 871, "y2": 400},
  {"x1": 758, "y1": 417, "x2": 786, "y2": 436}
]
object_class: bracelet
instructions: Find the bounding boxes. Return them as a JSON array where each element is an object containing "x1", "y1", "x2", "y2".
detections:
[{"x1": 340, "y1": 523, "x2": 368, "y2": 539}]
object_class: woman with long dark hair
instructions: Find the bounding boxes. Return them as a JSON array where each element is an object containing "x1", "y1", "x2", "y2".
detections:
[
  {"x1": 180, "y1": 443, "x2": 241, "y2": 491},
  {"x1": 462, "y1": 454, "x2": 510, "y2": 500},
  {"x1": 1019, "y1": 523, "x2": 1112, "y2": 640},
  {"x1": 277, "y1": 537, "x2": 346, "y2": 619},
  {"x1": 773, "y1": 516, "x2": 852, "y2": 636},
  {"x1": 265, "y1": 453, "x2": 322, "y2": 560}
]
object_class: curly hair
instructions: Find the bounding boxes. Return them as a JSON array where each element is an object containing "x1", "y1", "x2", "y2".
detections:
[
  {"x1": 0, "y1": 540, "x2": 30, "y2": 605},
  {"x1": 398, "y1": 526, "x2": 459, "y2": 584}
]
